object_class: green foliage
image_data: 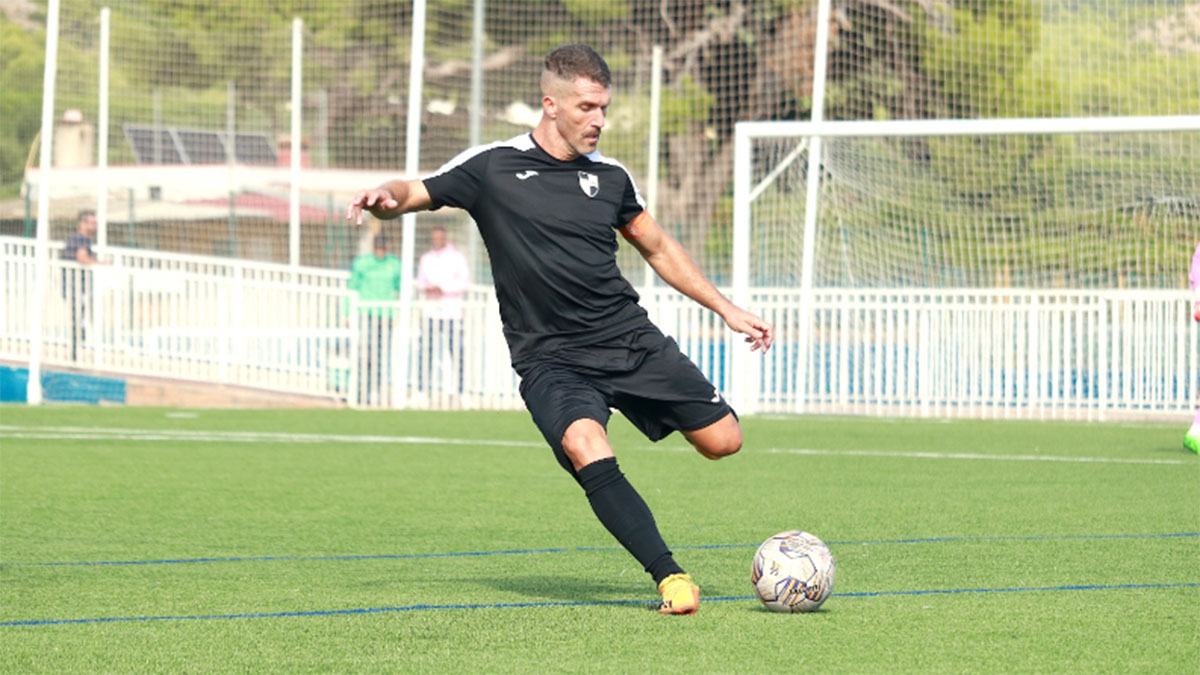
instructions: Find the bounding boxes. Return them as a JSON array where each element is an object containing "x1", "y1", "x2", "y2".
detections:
[
  {"x1": 907, "y1": 2, "x2": 1054, "y2": 221},
  {"x1": 659, "y1": 74, "x2": 713, "y2": 137},
  {"x1": 919, "y1": 0, "x2": 1043, "y2": 118},
  {"x1": 825, "y1": 60, "x2": 908, "y2": 122},
  {"x1": 1037, "y1": 5, "x2": 1200, "y2": 116},
  {"x1": 562, "y1": 0, "x2": 631, "y2": 23},
  {"x1": 0, "y1": 18, "x2": 44, "y2": 198}
]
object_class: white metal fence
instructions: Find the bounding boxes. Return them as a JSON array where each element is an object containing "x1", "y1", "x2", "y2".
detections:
[
  {"x1": 2, "y1": 236, "x2": 1195, "y2": 418},
  {"x1": 757, "y1": 288, "x2": 1198, "y2": 420}
]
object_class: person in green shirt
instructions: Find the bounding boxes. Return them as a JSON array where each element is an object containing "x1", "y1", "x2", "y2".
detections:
[
  {"x1": 349, "y1": 234, "x2": 404, "y2": 310},
  {"x1": 348, "y1": 234, "x2": 403, "y2": 405}
]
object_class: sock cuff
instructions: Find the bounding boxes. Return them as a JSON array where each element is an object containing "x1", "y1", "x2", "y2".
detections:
[{"x1": 576, "y1": 456, "x2": 622, "y2": 496}]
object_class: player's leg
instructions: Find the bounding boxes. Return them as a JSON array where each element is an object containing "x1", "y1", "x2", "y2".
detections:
[
  {"x1": 560, "y1": 418, "x2": 697, "y2": 613},
  {"x1": 518, "y1": 362, "x2": 700, "y2": 610},
  {"x1": 611, "y1": 329, "x2": 741, "y2": 461},
  {"x1": 559, "y1": 417, "x2": 614, "y2": 469},
  {"x1": 681, "y1": 412, "x2": 742, "y2": 460},
  {"x1": 519, "y1": 365, "x2": 696, "y2": 613},
  {"x1": 1185, "y1": 407, "x2": 1200, "y2": 454}
]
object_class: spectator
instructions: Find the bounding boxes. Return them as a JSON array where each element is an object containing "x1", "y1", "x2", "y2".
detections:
[
  {"x1": 348, "y1": 233, "x2": 403, "y2": 405},
  {"x1": 415, "y1": 225, "x2": 470, "y2": 396},
  {"x1": 60, "y1": 209, "x2": 108, "y2": 361}
]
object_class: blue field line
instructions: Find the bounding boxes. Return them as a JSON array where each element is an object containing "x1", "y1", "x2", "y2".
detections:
[
  {"x1": 4, "y1": 532, "x2": 1195, "y2": 569},
  {"x1": 3, "y1": 582, "x2": 1197, "y2": 628}
]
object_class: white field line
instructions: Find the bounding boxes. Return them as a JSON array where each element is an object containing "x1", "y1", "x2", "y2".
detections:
[
  {"x1": 0, "y1": 426, "x2": 544, "y2": 449},
  {"x1": 0, "y1": 425, "x2": 1191, "y2": 465},
  {"x1": 759, "y1": 447, "x2": 1190, "y2": 465}
]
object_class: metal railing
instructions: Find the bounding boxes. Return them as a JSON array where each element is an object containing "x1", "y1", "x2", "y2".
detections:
[{"x1": 3, "y1": 236, "x2": 1195, "y2": 417}]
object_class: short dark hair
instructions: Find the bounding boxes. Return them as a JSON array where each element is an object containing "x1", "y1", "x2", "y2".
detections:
[
  {"x1": 544, "y1": 43, "x2": 610, "y2": 88},
  {"x1": 77, "y1": 209, "x2": 96, "y2": 222},
  {"x1": 373, "y1": 234, "x2": 388, "y2": 248}
]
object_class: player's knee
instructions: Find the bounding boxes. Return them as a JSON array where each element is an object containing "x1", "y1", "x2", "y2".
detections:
[
  {"x1": 560, "y1": 420, "x2": 612, "y2": 469},
  {"x1": 696, "y1": 429, "x2": 742, "y2": 460}
]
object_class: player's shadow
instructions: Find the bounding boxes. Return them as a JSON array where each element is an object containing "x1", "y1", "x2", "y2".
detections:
[{"x1": 482, "y1": 574, "x2": 645, "y2": 604}]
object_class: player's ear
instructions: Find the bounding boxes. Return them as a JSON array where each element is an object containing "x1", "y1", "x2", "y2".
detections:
[{"x1": 542, "y1": 94, "x2": 557, "y2": 119}]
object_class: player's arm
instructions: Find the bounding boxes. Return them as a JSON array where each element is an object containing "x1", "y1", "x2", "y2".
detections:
[
  {"x1": 75, "y1": 247, "x2": 99, "y2": 265},
  {"x1": 621, "y1": 211, "x2": 774, "y2": 352},
  {"x1": 346, "y1": 179, "x2": 433, "y2": 225}
]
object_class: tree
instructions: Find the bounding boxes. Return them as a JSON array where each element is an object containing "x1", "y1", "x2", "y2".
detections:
[{"x1": 0, "y1": 17, "x2": 44, "y2": 199}]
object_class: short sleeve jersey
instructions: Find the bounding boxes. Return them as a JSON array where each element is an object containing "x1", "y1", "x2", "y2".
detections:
[
  {"x1": 61, "y1": 233, "x2": 93, "y2": 261},
  {"x1": 423, "y1": 133, "x2": 651, "y2": 366}
]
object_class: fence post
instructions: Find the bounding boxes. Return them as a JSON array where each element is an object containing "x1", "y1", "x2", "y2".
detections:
[
  {"x1": 97, "y1": 7, "x2": 110, "y2": 252},
  {"x1": 731, "y1": 124, "x2": 751, "y2": 414},
  {"x1": 394, "y1": 0, "x2": 429, "y2": 409},
  {"x1": 795, "y1": 0, "x2": 835, "y2": 416},
  {"x1": 289, "y1": 17, "x2": 303, "y2": 268},
  {"x1": 27, "y1": 0, "x2": 63, "y2": 406}
]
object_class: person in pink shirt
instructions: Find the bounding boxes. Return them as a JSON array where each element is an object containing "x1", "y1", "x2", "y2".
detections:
[
  {"x1": 416, "y1": 225, "x2": 471, "y2": 395},
  {"x1": 1186, "y1": 241, "x2": 1200, "y2": 454}
]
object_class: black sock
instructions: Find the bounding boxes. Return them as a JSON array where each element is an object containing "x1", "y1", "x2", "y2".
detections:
[{"x1": 575, "y1": 457, "x2": 685, "y2": 584}]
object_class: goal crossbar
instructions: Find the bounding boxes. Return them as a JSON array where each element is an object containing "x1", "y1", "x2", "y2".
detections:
[{"x1": 736, "y1": 115, "x2": 1200, "y2": 140}]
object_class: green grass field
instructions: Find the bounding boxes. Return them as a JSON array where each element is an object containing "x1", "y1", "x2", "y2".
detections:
[{"x1": 1, "y1": 406, "x2": 1197, "y2": 672}]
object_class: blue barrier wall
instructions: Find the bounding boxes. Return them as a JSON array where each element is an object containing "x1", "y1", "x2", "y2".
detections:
[{"x1": 0, "y1": 367, "x2": 126, "y2": 405}]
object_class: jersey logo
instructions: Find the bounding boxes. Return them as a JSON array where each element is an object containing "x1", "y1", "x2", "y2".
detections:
[
  {"x1": 578, "y1": 171, "x2": 599, "y2": 198},
  {"x1": 515, "y1": 170, "x2": 539, "y2": 180}
]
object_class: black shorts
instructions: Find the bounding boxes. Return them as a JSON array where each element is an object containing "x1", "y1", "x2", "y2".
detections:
[{"x1": 516, "y1": 325, "x2": 734, "y2": 463}]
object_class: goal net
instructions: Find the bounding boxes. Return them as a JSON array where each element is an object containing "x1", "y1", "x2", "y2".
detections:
[
  {"x1": 744, "y1": 118, "x2": 1200, "y2": 291},
  {"x1": 737, "y1": 116, "x2": 1200, "y2": 419}
]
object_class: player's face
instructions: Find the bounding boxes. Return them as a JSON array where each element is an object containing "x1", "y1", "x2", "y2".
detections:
[{"x1": 552, "y1": 76, "x2": 610, "y2": 158}]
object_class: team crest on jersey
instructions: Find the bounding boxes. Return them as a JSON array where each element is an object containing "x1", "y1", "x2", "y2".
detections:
[{"x1": 578, "y1": 171, "x2": 599, "y2": 198}]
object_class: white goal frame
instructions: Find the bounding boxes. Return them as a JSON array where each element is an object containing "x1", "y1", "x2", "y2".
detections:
[{"x1": 731, "y1": 114, "x2": 1200, "y2": 418}]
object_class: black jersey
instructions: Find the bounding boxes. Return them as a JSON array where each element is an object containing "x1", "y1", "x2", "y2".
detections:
[{"x1": 423, "y1": 133, "x2": 652, "y2": 367}]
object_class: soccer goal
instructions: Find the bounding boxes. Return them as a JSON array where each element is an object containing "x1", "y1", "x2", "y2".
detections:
[{"x1": 732, "y1": 115, "x2": 1200, "y2": 420}]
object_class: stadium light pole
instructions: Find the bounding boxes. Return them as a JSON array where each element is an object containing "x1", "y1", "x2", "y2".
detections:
[{"x1": 27, "y1": 0, "x2": 62, "y2": 406}]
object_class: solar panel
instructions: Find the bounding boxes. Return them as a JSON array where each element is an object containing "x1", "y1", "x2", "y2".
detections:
[
  {"x1": 123, "y1": 126, "x2": 184, "y2": 164},
  {"x1": 234, "y1": 133, "x2": 277, "y2": 165},
  {"x1": 176, "y1": 129, "x2": 229, "y2": 164},
  {"x1": 122, "y1": 125, "x2": 277, "y2": 165}
]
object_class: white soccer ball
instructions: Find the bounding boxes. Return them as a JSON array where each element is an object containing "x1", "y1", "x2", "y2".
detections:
[{"x1": 751, "y1": 530, "x2": 836, "y2": 613}]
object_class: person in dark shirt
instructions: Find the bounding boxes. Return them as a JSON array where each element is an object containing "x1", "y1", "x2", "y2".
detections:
[
  {"x1": 347, "y1": 43, "x2": 774, "y2": 615},
  {"x1": 60, "y1": 209, "x2": 108, "y2": 361},
  {"x1": 61, "y1": 209, "x2": 103, "y2": 266}
]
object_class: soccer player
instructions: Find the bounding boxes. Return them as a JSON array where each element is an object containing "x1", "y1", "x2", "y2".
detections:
[
  {"x1": 1186, "y1": 240, "x2": 1200, "y2": 454},
  {"x1": 347, "y1": 42, "x2": 774, "y2": 614}
]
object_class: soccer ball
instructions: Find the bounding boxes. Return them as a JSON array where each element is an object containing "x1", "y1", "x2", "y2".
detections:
[{"x1": 751, "y1": 530, "x2": 836, "y2": 613}]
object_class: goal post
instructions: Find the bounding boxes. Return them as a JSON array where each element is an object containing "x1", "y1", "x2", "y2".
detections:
[{"x1": 733, "y1": 114, "x2": 1200, "y2": 418}]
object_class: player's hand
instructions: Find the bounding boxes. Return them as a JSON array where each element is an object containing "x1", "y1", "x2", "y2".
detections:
[
  {"x1": 723, "y1": 307, "x2": 774, "y2": 353},
  {"x1": 345, "y1": 188, "x2": 399, "y2": 226}
]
